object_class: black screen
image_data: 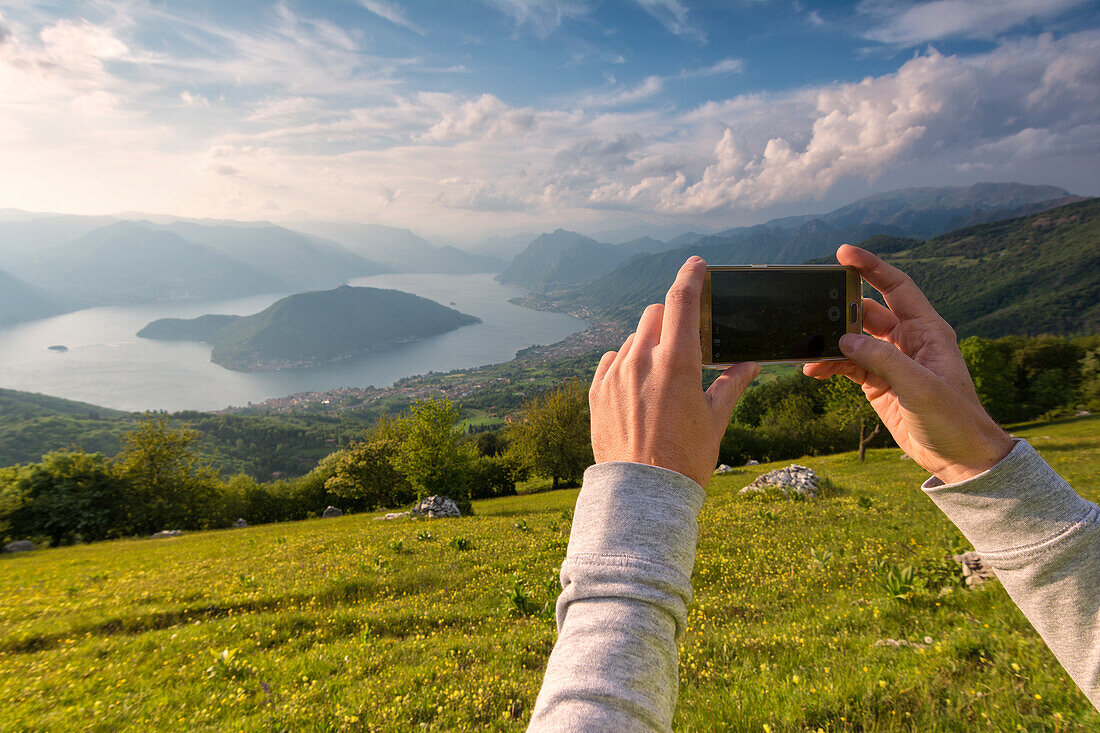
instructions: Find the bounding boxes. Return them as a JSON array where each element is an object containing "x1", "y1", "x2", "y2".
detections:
[{"x1": 709, "y1": 269, "x2": 849, "y2": 363}]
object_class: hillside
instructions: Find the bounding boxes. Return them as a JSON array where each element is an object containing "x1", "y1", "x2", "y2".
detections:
[
  {"x1": 865, "y1": 197, "x2": 1100, "y2": 337},
  {"x1": 285, "y1": 221, "x2": 503, "y2": 274},
  {"x1": 560, "y1": 220, "x2": 903, "y2": 322},
  {"x1": 509, "y1": 182, "x2": 1078, "y2": 300},
  {"x1": 139, "y1": 285, "x2": 481, "y2": 371},
  {"x1": 1, "y1": 417, "x2": 1095, "y2": 729},
  {"x1": 155, "y1": 222, "x2": 389, "y2": 290},
  {"x1": 12, "y1": 222, "x2": 291, "y2": 306},
  {"x1": 0, "y1": 269, "x2": 74, "y2": 327}
]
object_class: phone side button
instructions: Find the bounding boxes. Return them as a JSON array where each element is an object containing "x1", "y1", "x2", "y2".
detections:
[{"x1": 849, "y1": 302, "x2": 858, "y2": 322}]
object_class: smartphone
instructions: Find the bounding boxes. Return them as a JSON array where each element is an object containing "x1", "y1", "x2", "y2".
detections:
[{"x1": 701, "y1": 265, "x2": 863, "y2": 366}]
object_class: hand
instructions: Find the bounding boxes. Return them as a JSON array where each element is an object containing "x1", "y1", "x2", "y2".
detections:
[
  {"x1": 803, "y1": 245, "x2": 1014, "y2": 484},
  {"x1": 590, "y1": 256, "x2": 760, "y2": 488}
]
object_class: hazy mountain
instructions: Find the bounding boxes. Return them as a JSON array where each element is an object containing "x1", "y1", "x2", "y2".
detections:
[
  {"x1": 586, "y1": 221, "x2": 715, "y2": 244},
  {"x1": 847, "y1": 197, "x2": 1100, "y2": 338},
  {"x1": 16, "y1": 221, "x2": 291, "y2": 306},
  {"x1": 751, "y1": 182, "x2": 1077, "y2": 239},
  {"x1": 464, "y1": 232, "x2": 540, "y2": 262},
  {"x1": 284, "y1": 221, "x2": 503, "y2": 274},
  {"x1": 0, "y1": 214, "x2": 118, "y2": 268},
  {"x1": 0, "y1": 269, "x2": 76, "y2": 326},
  {"x1": 497, "y1": 230, "x2": 623, "y2": 291},
  {"x1": 558, "y1": 220, "x2": 906, "y2": 322},
  {"x1": 154, "y1": 221, "x2": 388, "y2": 290},
  {"x1": 497, "y1": 230, "x2": 686, "y2": 292},
  {"x1": 139, "y1": 285, "x2": 480, "y2": 371}
]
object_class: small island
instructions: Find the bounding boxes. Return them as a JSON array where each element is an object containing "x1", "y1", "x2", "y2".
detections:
[
  {"x1": 137, "y1": 285, "x2": 480, "y2": 372},
  {"x1": 47, "y1": 345, "x2": 68, "y2": 352}
]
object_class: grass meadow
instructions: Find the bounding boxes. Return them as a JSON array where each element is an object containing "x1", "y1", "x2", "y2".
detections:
[{"x1": 1, "y1": 416, "x2": 1097, "y2": 731}]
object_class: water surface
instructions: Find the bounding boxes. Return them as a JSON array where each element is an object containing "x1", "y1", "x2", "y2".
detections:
[{"x1": 0, "y1": 274, "x2": 586, "y2": 411}]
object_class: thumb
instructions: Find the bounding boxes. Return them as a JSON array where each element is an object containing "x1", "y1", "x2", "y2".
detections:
[
  {"x1": 706, "y1": 362, "x2": 760, "y2": 426},
  {"x1": 839, "y1": 334, "x2": 927, "y2": 393}
]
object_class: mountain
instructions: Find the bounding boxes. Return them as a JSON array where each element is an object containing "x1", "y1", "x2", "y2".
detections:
[
  {"x1": 558, "y1": 220, "x2": 904, "y2": 321},
  {"x1": 284, "y1": 221, "x2": 503, "y2": 274},
  {"x1": 852, "y1": 198, "x2": 1100, "y2": 338},
  {"x1": 154, "y1": 222, "x2": 389, "y2": 290},
  {"x1": 0, "y1": 269, "x2": 76, "y2": 326},
  {"x1": 464, "y1": 232, "x2": 540, "y2": 262},
  {"x1": 14, "y1": 222, "x2": 290, "y2": 306},
  {"x1": 138, "y1": 285, "x2": 481, "y2": 371},
  {"x1": 0, "y1": 214, "x2": 118, "y2": 269},
  {"x1": 751, "y1": 182, "x2": 1078, "y2": 239},
  {"x1": 497, "y1": 229, "x2": 684, "y2": 292}
]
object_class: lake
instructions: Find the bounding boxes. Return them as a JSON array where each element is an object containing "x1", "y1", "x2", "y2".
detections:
[{"x1": 0, "y1": 274, "x2": 588, "y2": 412}]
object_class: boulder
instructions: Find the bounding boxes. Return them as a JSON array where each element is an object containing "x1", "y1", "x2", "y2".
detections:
[
  {"x1": 953, "y1": 550, "x2": 996, "y2": 588},
  {"x1": 739, "y1": 464, "x2": 819, "y2": 500},
  {"x1": 150, "y1": 530, "x2": 183, "y2": 539},
  {"x1": 410, "y1": 495, "x2": 461, "y2": 519},
  {"x1": 322, "y1": 506, "x2": 343, "y2": 518},
  {"x1": 713, "y1": 464, "x2": 735, "y2": 475},
  {"x1": 744, "y1": 459, "x2": 760, "y2": 466},
  {"x1": 234, "y1": 518, "x2": 248, "y2": 528},
  {"x1": 3, "y1": 540, "x2": 34, "y2": 553}
]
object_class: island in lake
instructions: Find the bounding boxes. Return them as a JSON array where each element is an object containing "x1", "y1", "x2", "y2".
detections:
[{"x1": 137, "y1": 285, "x2": 481, "y2": 372}]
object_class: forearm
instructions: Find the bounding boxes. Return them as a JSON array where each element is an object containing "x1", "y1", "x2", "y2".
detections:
[
  {"x1": 923, "y1": 440, "x2": 1100, "y2": 709},
  {"x1": 528, "y1": 462, "x2": 704, "y2": 732}
]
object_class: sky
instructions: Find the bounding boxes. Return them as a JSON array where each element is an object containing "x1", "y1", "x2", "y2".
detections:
[{"x1": 1, "y1": 0, "x2": 1098, "y2": 241}]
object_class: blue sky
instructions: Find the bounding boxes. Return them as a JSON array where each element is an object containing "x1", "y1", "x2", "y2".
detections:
[{"x1": 1, "y1": 0, "x2": 1098, "y2": 240}]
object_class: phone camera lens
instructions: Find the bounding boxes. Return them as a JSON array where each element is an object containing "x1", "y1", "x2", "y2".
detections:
[
  {"x1": 829, "y1": 288, "x2": 839, "y2": 300},
  {"x1": 828, "y1": 306, "x2": 841, "y2": 322}
]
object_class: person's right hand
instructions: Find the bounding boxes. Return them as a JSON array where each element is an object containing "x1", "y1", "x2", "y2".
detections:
[{"x1": 803, "y1": 244, "x2": 1014, "y2": 485}]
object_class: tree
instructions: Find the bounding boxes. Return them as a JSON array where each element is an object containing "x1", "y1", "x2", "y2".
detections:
[
  {"x1": 115, "y1": 414, "x2": 221, "y2": 533},
  {"x1": 389, "y1": 400, "x2": 475, "y2": 500},
  {"x1": 508, "y1": 380, "x2": 593, "y2": 489},
  {"x1": 960, "y1": 336, "x2": 1017, "y2": 422},
  {"x1": 3, "y1": 451, "x2": 128, "y2": 545},
  {"x1": 323, "y1": 438, "x2": 412, "y2": 510},
  {"x1": 824, "y1": 377, "x2": 882, "y2": 462}
]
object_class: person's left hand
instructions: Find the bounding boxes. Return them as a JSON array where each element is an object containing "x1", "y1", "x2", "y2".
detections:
[{"x1": 589, "y1": 256, "x2": 760, "y2": 488}]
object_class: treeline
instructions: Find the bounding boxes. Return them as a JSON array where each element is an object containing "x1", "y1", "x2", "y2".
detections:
[
  {"x1": 717, "y1": 333, "x2": 1100, "y2": 467},
  {"x1": 0, "y1": 383, "x2": 591, "y2": 547},
  {"x1": 3, "y1": 333, "x2": 1095, "y2": 549}
]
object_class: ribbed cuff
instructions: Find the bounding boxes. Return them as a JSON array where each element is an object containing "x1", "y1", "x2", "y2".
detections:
[{"x1": 922, "y1": 440, "x2": 1094, "y2": 556}]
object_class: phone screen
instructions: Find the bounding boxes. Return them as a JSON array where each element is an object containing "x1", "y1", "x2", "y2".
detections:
[{"x1": 708, "y1": 268, "x2": 853, "y2": 363}]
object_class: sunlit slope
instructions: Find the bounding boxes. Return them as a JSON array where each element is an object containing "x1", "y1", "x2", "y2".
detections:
[{"x1": 1, "y1": 416, "x2": 1096, "y2": 730}]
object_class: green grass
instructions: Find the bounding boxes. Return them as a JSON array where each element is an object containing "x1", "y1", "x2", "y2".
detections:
[{"x1": 1, "y1": 417, "x2": 1097, "y2": 731}]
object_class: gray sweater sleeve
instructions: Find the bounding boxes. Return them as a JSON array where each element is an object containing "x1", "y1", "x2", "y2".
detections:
[
  {"x1": 527, "y1": 461, "x2": 705, "y2": 732},
  {"x1": 923, "y1": 439, "x2": 1100, "y2": 709}
]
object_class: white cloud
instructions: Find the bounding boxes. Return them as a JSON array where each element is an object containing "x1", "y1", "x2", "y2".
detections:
[
  {"x1": 636, "y1": 0, "x2": 706, "y2": 43},
  {"x1": 360, "y1": 0, "x2": 425, "y2": 34},
  {"x1": 482, "y1": 0, "x2": 593, "y2": 37},
  {"x1": 863, "y1": 0, "x2": 1091, "y2": 44},
  {"x1": 579, "y1": 76, "x2": 665, "y2": 107},
  {"x1": 681, "y1": 57, "x2": 745, "y2": 78}
]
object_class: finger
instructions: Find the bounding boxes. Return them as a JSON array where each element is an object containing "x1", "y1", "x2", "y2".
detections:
[
  {"x1": 633, "y1": 303, "x2": 665, "y2": 351},
  {"x1": 861, "y1": 298, "x2": 899, "y2": 339},
  {"x1": 594, "y1": 350, "x2": 617, "y2": 384},
  {"x1": 839, "y1": 333, "x2": 930, "y2": 393},
  {"x1": 803, "y1": 359, "x2": 871, "y2": 384},
  {"x1": 616, "y1": 332, "x2": 637, "y2": 363},
  {"x1": 836, "y1": 244, "x2": 938, "y2": 322},
  {"x1": 660, "y1": 255, "x2": 706, "y2": 358},
  {"x1": 705, "y1": 362, "x2": 760, "y2": 427}
]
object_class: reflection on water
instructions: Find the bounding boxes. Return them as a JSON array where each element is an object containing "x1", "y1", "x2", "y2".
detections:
[{"x1": 0, "y1": 274, "x2": 587, "y2": 412}]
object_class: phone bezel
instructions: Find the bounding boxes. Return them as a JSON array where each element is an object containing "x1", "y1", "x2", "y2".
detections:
[{"x1": 700, "y1": 264, "x2": 863, "y2": 367}]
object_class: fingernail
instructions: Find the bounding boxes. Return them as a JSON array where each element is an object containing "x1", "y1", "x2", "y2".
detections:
[
  {"x1": 840, "y1": 333, "x2": 865, "y2": 352},
  {"x1": 687, "y1": 255, "x2": 703, "y2": 264}
]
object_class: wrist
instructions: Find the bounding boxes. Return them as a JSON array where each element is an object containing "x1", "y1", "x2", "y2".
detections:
[{"x1": 934, "y1": 428, "x2": 1015, "y2": 485}]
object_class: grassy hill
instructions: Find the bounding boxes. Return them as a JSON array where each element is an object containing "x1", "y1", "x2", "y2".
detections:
[
  {"x1": 855, "y1": 197, "x2": 1100, "y2": 337},
  {"x1": 1, "y1": 416, "x2": 1096, "y2": 730}
]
